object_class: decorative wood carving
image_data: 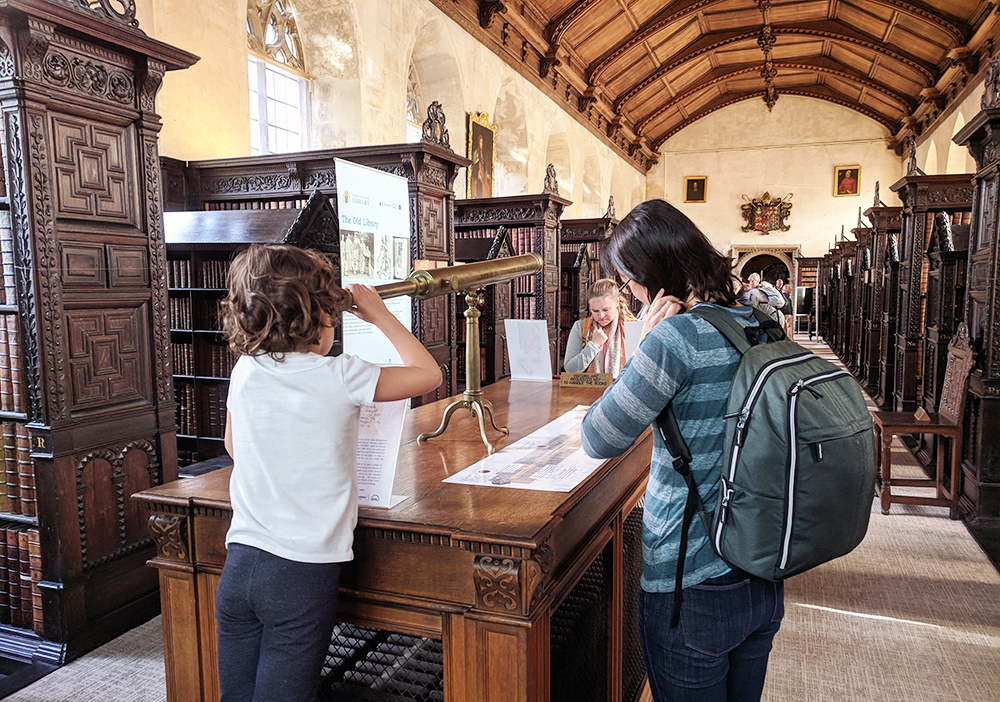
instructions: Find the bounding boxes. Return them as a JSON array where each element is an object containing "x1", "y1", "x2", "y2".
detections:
[
  {"x1": 51, "y1": 115, "x2": 136, "y2": 223},
  {"x1": 148, "y1": 512, "x2": 188, "y2": 561},
  {"x1": 77, "y1": 438, "x2": 160, "y2": 568},
  {"x1": 421, "y1": 101, "x2": 451, "y2": 150},
  {"x1": 542, "y1": 163, "x2": 559, "y2": 195},
  {"x1": 5, "y1": 112, "x2": 42, "y2": 421},
  {"x1": 66, "y1": 305, "x2": 150, "y2": 410}
]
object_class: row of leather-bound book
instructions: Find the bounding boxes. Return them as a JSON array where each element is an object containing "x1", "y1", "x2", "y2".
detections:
[{"x1": 0, "y1": 523, "x2": 42, "y2": 633}]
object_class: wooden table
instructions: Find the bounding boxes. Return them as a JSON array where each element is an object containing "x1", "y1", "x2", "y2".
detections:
[{"x1": 134, "y1": 380, "x2": 651, "y2": 702}]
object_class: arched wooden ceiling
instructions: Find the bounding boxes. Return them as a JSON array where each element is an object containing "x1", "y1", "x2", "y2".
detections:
[{"x1": 428, "y1": 0, "x2": 1000, "y2": 171}]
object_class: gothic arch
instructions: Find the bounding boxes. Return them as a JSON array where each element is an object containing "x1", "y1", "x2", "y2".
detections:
[
  {"x1": 409, "y1": 17, "x2": 464, "y2": 136},
  {"x1": 494, "y1": 77, "x2": 529, "y2": 195},
  {"x1": 543, "y1": 119, "x2": 572, "y2": 197},
  {"x1": 734, "y1": 248, "x2": 797, "y2": 281}
]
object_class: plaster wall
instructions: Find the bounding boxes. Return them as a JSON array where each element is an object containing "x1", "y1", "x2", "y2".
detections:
[
  {"x1": 648, "y1": 96, "x2": 905, "y2": 258},
  {"x1": 137, "y1": 0, "x2": 250, "y2": 160}
]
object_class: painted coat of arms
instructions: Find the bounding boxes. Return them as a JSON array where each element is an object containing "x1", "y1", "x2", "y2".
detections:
[{"x1": 740, "y1": 192, "x2": 793, "y2": 234}]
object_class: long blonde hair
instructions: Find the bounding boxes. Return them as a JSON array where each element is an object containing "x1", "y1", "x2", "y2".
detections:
[{"x1": 587, "y1": 278, "x2": 636, "y2": 323}]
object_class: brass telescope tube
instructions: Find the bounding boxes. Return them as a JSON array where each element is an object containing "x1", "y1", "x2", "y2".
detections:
[
  {"x1": 361, "y1": 252, "x2": 544, "y2": 301},
  {"x1": 346, "y1": 252, "x2": 544, "y2": 455}
]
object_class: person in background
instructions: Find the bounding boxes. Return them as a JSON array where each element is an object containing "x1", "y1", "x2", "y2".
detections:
[
  {"x1": 745, "y1": 272, "x2": 781, "y2": 324},
  {"x1": 563, "y1": 277, "x2": 637, "y2": 378},
  {"x1": 581, "y1": 200, "x2": 783, "y2": 702},
  {"x1": 216, "y1": 244, "x2": 441, "y2": 702}
]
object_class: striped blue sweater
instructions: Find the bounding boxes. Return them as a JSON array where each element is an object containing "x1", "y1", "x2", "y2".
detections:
[{"x1": 581, "y1": 303, "x2": 759, "y2": 593}]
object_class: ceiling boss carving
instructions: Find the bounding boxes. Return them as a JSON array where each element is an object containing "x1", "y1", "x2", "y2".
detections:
[{"x1": 430, "y1": 1, "x2": 1000, "y2": 170}]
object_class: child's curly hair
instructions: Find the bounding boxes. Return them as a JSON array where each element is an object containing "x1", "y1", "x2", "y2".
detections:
[{"x1": 221, "y1": 244, "x2": 352, "y2": 358}]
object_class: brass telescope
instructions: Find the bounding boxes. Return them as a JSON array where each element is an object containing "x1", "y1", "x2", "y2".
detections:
[{"x1": 354, "y1": 252, "x2": 544, "y2": 455}]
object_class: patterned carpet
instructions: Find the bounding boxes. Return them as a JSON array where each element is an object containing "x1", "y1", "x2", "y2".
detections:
[{"x1": 4, "y1": 337, "x2": 999, "y2": 702}]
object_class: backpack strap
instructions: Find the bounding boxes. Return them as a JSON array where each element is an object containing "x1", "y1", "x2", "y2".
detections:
[
  {"x1": 654, "y1": 404, "x2": 712, "y2": 628},
  {"x1": 689, "y1": 304, "x2": 785, "y2": 346}
]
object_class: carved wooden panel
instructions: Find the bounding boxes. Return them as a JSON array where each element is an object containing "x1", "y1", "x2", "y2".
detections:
[
  {"x1": 419, "y1": 296, "x2": 449, "y2": 346},
  {"x1": 418, "y1": 195, "x2": 448, "y2": 259},
  {"x1": 66, "y1": 305, "x2": 150, "y2": 411},
  {"x1": 61, "y1": 242, "x2": 106, "y2": 286},
  {"x1": 78, "y1": 439, "x2": 159, "y2": 569},
  {"x1": 108, "y1": 246, "x2": 148, "y2": 287},
  {"x1": 50, "y1": 115, "x2": 136, "y2": 224}
]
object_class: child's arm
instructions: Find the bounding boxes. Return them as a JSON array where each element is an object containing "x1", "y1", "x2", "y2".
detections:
[
  {"x1": 224, "y1": 410, "x2": 234, "y2": 457},
  {"x1": 346, "y1": 284, "x2": 442, "y2": 402}
]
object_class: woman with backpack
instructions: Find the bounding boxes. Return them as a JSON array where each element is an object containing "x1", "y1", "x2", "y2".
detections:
[{"x1": 581, "y1": 199, "x2": 784, "y2": 702}]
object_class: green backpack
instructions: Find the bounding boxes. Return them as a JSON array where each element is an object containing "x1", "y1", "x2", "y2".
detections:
[{"x1": 658, "y1": 306, "x2": 876, "y2": 627}]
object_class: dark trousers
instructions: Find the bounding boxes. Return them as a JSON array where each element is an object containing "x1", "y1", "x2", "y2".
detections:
[
  {"x1": 638, "y1": 569, "x2": 784, "y2": 702},
  {"x1": 215, "y1": 543, "x2": 342, "y2": 702}
]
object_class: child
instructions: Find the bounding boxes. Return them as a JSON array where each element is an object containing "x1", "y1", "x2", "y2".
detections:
[{"x1": 215, "y1": 244, "x2": 441, "y2": 702}]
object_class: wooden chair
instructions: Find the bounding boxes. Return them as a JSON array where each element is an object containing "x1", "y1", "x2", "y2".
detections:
[{"x1": 872, "y1": 323, "x2": 975, "y2": 518}]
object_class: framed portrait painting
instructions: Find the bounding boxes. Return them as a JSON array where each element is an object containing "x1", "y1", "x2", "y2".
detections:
[
  {"x1": 468, "y1": 111, "x2": 497, "y2": 198},
  {"x1": 684, "y1": 176, "x2": 707, "y2": 203},
  {"x1": 834, "y1": 166, "x2": 860, "y2": 197}
]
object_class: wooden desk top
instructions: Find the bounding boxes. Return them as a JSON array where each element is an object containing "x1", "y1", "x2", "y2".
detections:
[{"x1": 136, "y1": 380, "x2": 648, "y2": 550}]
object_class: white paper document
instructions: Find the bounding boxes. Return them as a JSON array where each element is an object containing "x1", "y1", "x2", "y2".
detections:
[
  {"x1": 356, "y1": 399, "x2": 408, "y2": 507},
  {"x1": 442, "y1": 405, "x2": 605, "y2": 492},
  {"x1": 504, "y1": 319, "x2": 552, "y2": 381},
  {"x1": 624, "y1": 320, "x2": 644, "y2": 357}
]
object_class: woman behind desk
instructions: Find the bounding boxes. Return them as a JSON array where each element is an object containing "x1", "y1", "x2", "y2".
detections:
[
  {"x1": 580, "y1": 201, "x2": 783, "y2": 702},
  {"x1": 563, "y1": 278, "x2": 636, "y2": 378}
]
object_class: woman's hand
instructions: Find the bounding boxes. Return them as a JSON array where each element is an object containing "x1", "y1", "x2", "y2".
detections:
[
  {"x1": 639, "y1": 289, "x2": 686, "y2": 342},
  {"x1": 590, "y1": 323, "x2": 609, "y2": 347}
]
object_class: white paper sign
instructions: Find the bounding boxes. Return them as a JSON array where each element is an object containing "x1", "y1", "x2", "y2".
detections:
[
  {"x1": 504, "y1": 319, "x2": 552, "y2": 381},
  {"x1": 356, "y1": 399, "x2": 408, "y2": 508},
  {"x1": 624, "y1": 320, "x2": 644, "y2": 357},
  {"x1": 335, "y1": 158, "x2": 412, "y2": 365},
  {"x1": 443, "y1": 406, "x2": 604, "y2": 492}
]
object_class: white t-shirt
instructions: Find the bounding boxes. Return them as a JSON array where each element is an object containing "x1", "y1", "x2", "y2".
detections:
[{"x1": 225, "y1": 351, "x2": 381, "y2": 563}]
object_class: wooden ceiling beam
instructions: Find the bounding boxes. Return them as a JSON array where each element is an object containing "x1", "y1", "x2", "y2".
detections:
[
  {"x1": 633, "y1": 57, "x2": 915, "y2": 135},
  {"x1": 612, "y1": 20, "x2": 938, "y2": 114},
  {"x1": 586, "y1": 0, "x2": 725, "y2": 83}
]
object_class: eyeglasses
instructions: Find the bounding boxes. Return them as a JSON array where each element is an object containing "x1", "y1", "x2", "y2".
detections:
[{"x1": 618, "y1": 277, "x2": 631, "y2": 294}]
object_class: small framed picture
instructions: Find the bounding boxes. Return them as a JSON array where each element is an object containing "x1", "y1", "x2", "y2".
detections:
[
  {"x1": 468, "y1": 112, "x2": 497, "y2": 198},
  {"x1": 834, "y1": 166, "x2": 860, "y2": 197},
  {"x1": 684, "y1": 176, "x2": 707, "y2": 203}
]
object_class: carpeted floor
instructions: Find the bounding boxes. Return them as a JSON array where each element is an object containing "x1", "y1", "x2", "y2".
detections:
[{"x1": 4, "y1": 337, "x2": 999, "y2": 702}]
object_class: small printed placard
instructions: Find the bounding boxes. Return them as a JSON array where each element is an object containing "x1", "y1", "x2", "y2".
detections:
[{"x1": 560, "y1": 372, "x2": 612, "y2": 388}]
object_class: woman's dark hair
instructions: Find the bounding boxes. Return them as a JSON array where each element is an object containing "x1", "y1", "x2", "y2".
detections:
[
  {"x1": 221, "y1": 244, "x2": 352, "y2": 358},
  {"x1": 603, "y1": 199, "x2": 737, "y2": 306}
]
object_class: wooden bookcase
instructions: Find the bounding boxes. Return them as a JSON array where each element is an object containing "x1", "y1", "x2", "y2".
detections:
[
  {"x1": 454, "y1": 193, "x2": 572, "y2": 376},
  {"x1": 164, "y1": 196, "x2": 341, "y2": 467},
  {"x1": 161, "y1": 128, "x2": 469, "y2": 409},
  {"x1": 0, "y1": 0, "x2": 197, "y2": 665},
  {"x1": 453, "y1": 229, "x2": 517, "y2": 387},
  {"x1": 863, "y1": 204, "x2": 903, "y2": 404},
  {"x1": 889, "y1": 174, "x2": 973, "y2": 413},
  {"x1": 954, "y1": 93, "x2": 1000, "y2": 519}
]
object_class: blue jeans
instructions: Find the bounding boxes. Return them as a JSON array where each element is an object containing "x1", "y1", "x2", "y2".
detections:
[
  {"x1": 215, "y1": 543, "x2": 342, "y2": 702},
  {"x1": 638, "y1": 569, "x2": 784, "y2": 702}
]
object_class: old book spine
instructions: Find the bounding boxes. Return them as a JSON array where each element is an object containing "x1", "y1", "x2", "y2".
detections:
[
  {"x1": 7, "y1": 315, "x2": 22, "y2": 414},
  {"x1": 6, "y1": 527, "x2": 19, "y2": 628},
  {"x1": 17, "y1": 529, "x2": 30, "y2": 632},
  {"x1": 16, "y1": 424, "x2": 33, "y2": 518},
  {"x1": 28, "y1": 527, "x2": 41, "y2": 633},
  {"x1": 0, "y1": 530, "x2": 8, "y2": 625},
  {"x1": 0, "y1": 318, "x2": 10, "y2": 415},
  {"x1": 4, "y1": 422, "x2": 19, "y2": 515}
]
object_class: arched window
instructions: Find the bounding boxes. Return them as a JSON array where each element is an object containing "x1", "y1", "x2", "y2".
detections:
[
  {"x1": 247, "y1": 0, "x2": 311, "y2": 154},
  {"x1": 405, "y1": 64, "x2": 423, "y2": 143}
]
